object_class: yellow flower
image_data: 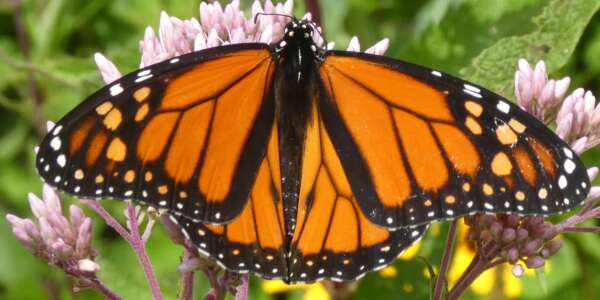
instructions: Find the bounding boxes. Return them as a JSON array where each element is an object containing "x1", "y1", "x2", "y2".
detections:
[{"x1": 262, "y1": 280, "x2": 330, "y2": 300}]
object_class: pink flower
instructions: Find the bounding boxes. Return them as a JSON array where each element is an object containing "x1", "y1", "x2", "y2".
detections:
[
  {"x1": 6, "y1": 184, "x2": 97, "y2": 273},
  {"x1": 515, "y1": 59, "x2": 571, "y2": 122}
]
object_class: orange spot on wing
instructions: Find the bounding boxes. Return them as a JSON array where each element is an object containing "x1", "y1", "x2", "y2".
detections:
[
  {"x1": 103, "y1": 108, "x2": 122, "y2": 131},
  {"x1": 465, "y1": 116, "x2": 482, "y2": 135},
  {"x1": 96, "y1": 102, "x2": 113, "y2": 115},
  {"x1": 106, "y1": 137, "x2": 127, "y2": 162},
  {"x1": 529, "y1": 138, "x2": 557, "y2": 178},
  {"x1": 514, "y1": 147, "x2": 536, "y2": 186},
  {"x1": 165, "y1": 101, "x2": 214, "y2": 183},
  {"x1": 496, "y1": 124, "x2": 518, "y2": 145},
  {"x1": 465, "y1": 101, "x2": 483, "y2": 117},
  {"x1": 491, "y1": 152, "x2": 513, "y2": 176},
  {"x1": 432, "y1": 123, "x2": 480, "y2": 176},
  {"x1": 69, "y1": 117, "x2": 95, "y2": 155},
  {"x1": 393, "y1": 109, "x2": 447, "y2": 191},
  {"x1": 324, "y1": 57, "x2": 453, "y2": 121},
  {"x1": 135, "y1": 103, "x2": 149, "y2": 122},
  {"x1": 134, "y1": 87, "x2": 151, "y2": 102},
  {"x1": 137, "y1": 112, "x2": 180, "y2": 162},
  {"x1": 86, "y1": 130, "x2": 108, "y2": 166}
]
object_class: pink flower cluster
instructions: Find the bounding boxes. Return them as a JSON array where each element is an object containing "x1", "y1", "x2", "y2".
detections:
[
  {"x1": 94, "y1": 0, "x2": 390, "y2": 85},
  {"x1": 5, "y1": 184, "x2": 97, "y2": 273},
  {"x1": 515, "y1": 59, "x2": 600, "y2": 153}
]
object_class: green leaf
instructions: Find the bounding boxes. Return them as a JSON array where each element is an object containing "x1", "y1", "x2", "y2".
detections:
[{"x1": 460, "y1": 0, "x2": 600, "y2": 98}]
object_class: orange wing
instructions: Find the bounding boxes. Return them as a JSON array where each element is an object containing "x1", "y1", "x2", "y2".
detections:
[
  {"x1": 318, "y1": 53, "x2": 590, "y2": 228},
  {"x1": 36, "y1": 45, "x2": 276, "y2": 223},
  {"x1": 287, "y1": 103, "x2": 428, "y2": 283},
  {"x1": 171, "y1": 124, "x2": 288, "y2": 279}
]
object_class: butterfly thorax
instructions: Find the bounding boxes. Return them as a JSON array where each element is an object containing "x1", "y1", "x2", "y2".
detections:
[{"x1": 274, "y1": 20, "x2": 322, "y2": 246}]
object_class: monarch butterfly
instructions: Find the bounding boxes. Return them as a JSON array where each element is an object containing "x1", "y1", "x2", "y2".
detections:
[{"x1": 36, "y1": 17, "x2": 589, "y2": 283}]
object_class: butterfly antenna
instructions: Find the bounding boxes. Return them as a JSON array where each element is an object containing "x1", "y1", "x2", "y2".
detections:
[{"x1": 253, "y1": 12, "x2": 295, "y2": 24}]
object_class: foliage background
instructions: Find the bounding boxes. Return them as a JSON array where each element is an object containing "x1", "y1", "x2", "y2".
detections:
[{"x1": 0, "y1": 0, "x2": 599, "y2": 299}]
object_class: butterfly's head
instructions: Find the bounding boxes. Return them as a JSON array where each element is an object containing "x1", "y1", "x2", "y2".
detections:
[{"x1": 279, "y1": 19, "x2": 317, "y2": 50}]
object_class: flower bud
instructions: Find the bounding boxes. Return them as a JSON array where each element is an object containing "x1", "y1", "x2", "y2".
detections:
[
  {"x1": 490, "y1": 222, "x2": 503, "y2": 239},
  {"x1": 507, "y1": 247, "x2": 519, "y2": 264},
  {"x1": 516, "y1": 228, "x2": 529, "y2": 242},
  {"x1": 525, "y1": 256, "x2": 545, "y2": 269},
  {"x1": 522, "y1": 239, "x2": 542, "y2": 255},
  {"x1": 541, "y1": 240, "x2": 562, "y2": 258},
  {"x1": 512, "y1": 263, "x2": 524, "y2": 277},
  {"x1": 501, "y1": 228, "x2": 516, "y2": 244}
]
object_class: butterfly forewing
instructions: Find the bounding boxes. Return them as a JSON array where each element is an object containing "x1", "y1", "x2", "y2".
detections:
[
  {"x1": 36, "y1": 44, "x2": 277, "y2": 224},
  {"x1": 318, "y1": 51, "x2": 590, "y2": 228}
]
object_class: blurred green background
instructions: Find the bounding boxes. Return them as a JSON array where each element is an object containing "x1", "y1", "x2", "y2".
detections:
[{"x1": 1, "y1": 0, "x2": 600, "y2": 299}]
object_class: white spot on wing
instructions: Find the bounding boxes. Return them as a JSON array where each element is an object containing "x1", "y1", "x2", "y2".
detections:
[
  {"x1": 464, "y1": 84, "x2": 481, "y2": 93},
  {"x1": 52, "y1": 125, "x2": 63, "y2": 135},
  {"x1": 50, "y1": 137, "x2": 62, "y2": 151},
  {"x1": 135, "y1": 75, "x2": 153, "y2": 83},
  {"x1": 558, "y1": 175, "x2": 568, "y2": 189},
  {"x1": 497, "y1": 101, "x2": 510, "y2": 114},
  {"x1": 563, "y1": 147, "x2": 574, "y2": 159},
  {"x1": 138, "y1": 70, "x2": 151, "y2": 77},
  {"x1": 564, "y1": 159, "x2": 576, "y2": 174},
  {"x1": 56, "y1": 154, "x2": 66, "y2": 167},
  {"x1": 463, "y1": 89, "x2": 482, "y2": 98},
  {"x1": 431, "y1": 70, "x2": 442, "y2": 77},
  {"x1": 109, "y1": 84, "x2": 124, "y2": 96}
]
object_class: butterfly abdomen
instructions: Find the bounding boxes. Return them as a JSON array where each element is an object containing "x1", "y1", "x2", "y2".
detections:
[{"x1": 274, "y1": 21, "x2": 323, "y2": 244}]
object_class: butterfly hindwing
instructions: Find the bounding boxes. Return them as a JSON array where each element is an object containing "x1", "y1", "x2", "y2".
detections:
[
  {"x1": 318, "y1": 51, "x2": 590, "y2": 228},
  {"x1": 170, "y1": 123, "x2": 288, "y2": 279},
  {"x1": 36, "y1": 44, "x2": 277, "y2": 223},
  {"x1": 287, "y1": 102, "x2": 428, "y2": 283}
]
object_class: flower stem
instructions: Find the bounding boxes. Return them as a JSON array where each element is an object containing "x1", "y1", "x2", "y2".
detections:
[
  {"x1": 235, "y1": 274, "x2": 249, "y2": 300},
  {"x1": 125, "y1": 202, "x2": 164, "y2": 300},
  {"x1": 447, "y1": 253, "x2": 488, "y2": 300},
  {"x1": 179, "y1": 248, "x2": 195, "y2": 300},
  {"x1": 82, "y1": 200, "x2": 163, "y2": 300},
  {"x1": 82, "y1": 200, "x2": 131, "y2": 239},
  {"x1": 432, "y1": 219, "x2": 458, "y2": 300},
  {"x1": 87, "y1": 278, "x2": 124, "y2": 300},
  {"x1": 562, "y1": 226, "x2": 600, "y2": 233}
]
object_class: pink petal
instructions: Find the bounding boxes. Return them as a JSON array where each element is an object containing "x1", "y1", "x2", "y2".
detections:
[
  {"x1": 587, "y1": 167, "x2": 599, "y2": 182},
  {"x1": 28, "y1": 192, "x2": 46, "y2": 219},
  {"x1": 93, "y1": 53, "x2": 122, "y2": 84},
  {"x1": 46, "y1": 121, "x2": 56, "y2": 133},
  {"x1": 365, "y1": 38, "x2": 389, "y2": 55},
  {"x1": 347, "y1": 36, "x2": 360, "y2": 52}
]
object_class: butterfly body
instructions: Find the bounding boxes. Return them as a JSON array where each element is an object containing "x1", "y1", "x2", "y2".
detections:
[
  {"x1": 36, "y1": 18, "x2": 590, "y2": 283},
  {"x1": 273, "y1": 21, "x2": 321, "y2": 242}
]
